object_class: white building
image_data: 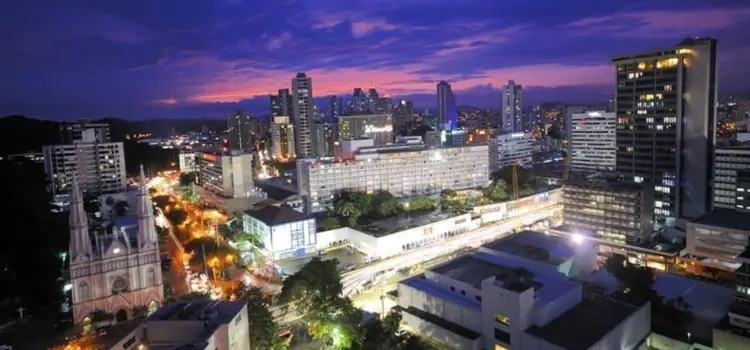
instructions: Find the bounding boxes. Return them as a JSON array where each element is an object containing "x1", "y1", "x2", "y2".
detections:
[
  {"x1": 179, "y1": 151, "x2": 197, "y2": 173},
  {"x1": 297, "y1": 144, "x2": 490, "y2": 213},
  {"x1": 396, "y1": 250, "x2": 649, "y2": 350},
  {"x1": 570, "y1": 111, "x2": 616, "y2": 172},
  {"x1": 335, "y1": 139, "x2": 375, "y2": 159},
  {"x1": 489, "y1": 132, "x2": 534, "y2": 170},
  {"x1": 100, "y1": 299, "x2": 250, "y2": 350},
  {"x1": 43, "y1": 128, "x2": 127, "y2": 197},
  {"x1": 502, "y1": 80, "x2": 523, "y2": 132},
  {"x1": 271, "y1": 116, "x2": 295, "y2": 161},
  {"x1": 242, "y1": 205, "x2": 317, "y2": 261},
  {"x1": 197, "y1": 150, "x2": 254, "y2": 199},
  {"x1": 292, "y1": 73, "x2": 314, "y2": 158},
  {"x1": 69, "y1": 166, "x2": 163, "y2": 326},
  {"x1": 713, "y1": 145, "x2": 750, "y2": 210}
]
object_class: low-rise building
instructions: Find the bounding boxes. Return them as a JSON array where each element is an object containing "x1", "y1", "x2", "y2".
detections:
[
  {"x1": 197, "y1": 150, "x2": 254, "y2": 199},
  {"x1": 396, "y1": 251, "x2": 649, "y2": 350},
  {"x1": 242, "y1": 205, "x2": 317, "y2": 260},
  {"x1": 562, "y1": 180, "x2": 653, "y2": 244},
  {"x1": 298, "y1": 143, "x2": 489, "y2": 213},
  {"x1": 686, "y1": 208, "x2": 750, "y2": 264},
  {"x1": 489, "y1": 132, "x2": 534, "y2": 170}
]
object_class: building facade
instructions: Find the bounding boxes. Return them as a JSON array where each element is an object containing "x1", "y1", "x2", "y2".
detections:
[
  {"x1": 489, "y1": 132, "x2": 534, "y2": 171},
  {"x1": 686, "y1": 209, "x2": 750, "y2": 263},
  {"x1": 394, "y1": 100, "x2": 416, "y2": 134},
  {"x1": 197, "y1": 151, "x2": 254, "y2": 199},
  {"x1": 242, "y1": 205, "x2": 317, "y2": 261},
  {"x1": 297, "y1": 144, "x2": 490, "y2": 212},
  {"x1": 570, "y1": 110, "x2": 616, "y2": 172},
  {"x1": 292, "y1": 73, "x2": 314, "y2": 158},
  {"x1": 502, "y1": 80, "x2": 523, "y2": 132},
  {"x1": 613, "y1": 38, "x2": 717, "y2": 222},
  {"x1": 270, "y1": 88, "x2": 293, "y2": 117},
  {"x1": 60, "y1": 118, "x2": 111, "y2": 143},
  {"x1": 179, "y1": 151, "x2": 197, "y2": 173},
  {"x1": 271, "y1": 116, "x2": 296, "y2": 161},
  {"x1": 328, "y1": 95, "x2": 342, "y2": 122},
  {"x1": 713, "y1": 146, "x2": 750, "y2": 210},
  {"x1": 437, "y1": 81, "x2": 457, "y2": 131},
  {"x1": 226, "y1": 111, "x2": 253, "y2": 153},
  {"x1": 69, "y1": 167, "x2": 163, "y2": 326},
  {"x1": 562, "y1": 181, "x2": 654, "y2": 244},
  {"x1": 43, "y1": 129, "x2": 127, "y2": 197},
  {"x1": 338, "y1": 113, "x2": 394, "y2": 145},
  {"x1": 312, "y1": 122, "x2": 339, "y2": 158}
]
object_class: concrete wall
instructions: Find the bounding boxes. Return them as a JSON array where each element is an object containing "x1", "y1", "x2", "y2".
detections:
[
  {"x1": 714, "y1": 327, "x2": 750, "y2": 350},
  {"x1": 587, "y1": 301, "x2": 651, "y2": 350},
  {"x1": 397, "y1": 282, "x2": 482, "y2": 332},
  {"x1": 401, "y1": 310, "x2": 482, "y2": 350}
]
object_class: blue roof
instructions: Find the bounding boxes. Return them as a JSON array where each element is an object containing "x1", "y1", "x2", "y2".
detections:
[
  {"x1": 653, "y1": 273, "x2": 735, "y2": 324},
  {"x1": 482, "y1": 231, "x2": 576, "y2": 265}
]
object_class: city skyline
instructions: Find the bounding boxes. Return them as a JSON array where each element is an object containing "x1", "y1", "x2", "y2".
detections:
[{"x1": 2, "y1": 0, "x2": 750, "y2": 120}]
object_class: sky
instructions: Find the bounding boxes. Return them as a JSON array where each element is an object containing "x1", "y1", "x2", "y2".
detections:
[{"x1": 1, "y1": 0, "x2": 749, "y2": 121}]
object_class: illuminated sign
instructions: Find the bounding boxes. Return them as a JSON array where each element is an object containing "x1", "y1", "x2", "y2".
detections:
[
  {"x1": 587, "y1": 112, "x2": 602, "y2": 117},
  {"x1": 511, "y1": 133, "x2": 525, "y2": 138},
  {"x1": 365, "y1": 125, "x2": 393, "y2": 133},
  {"x1": 202, "y1": 153, "x2": 217, "y2": 163}
]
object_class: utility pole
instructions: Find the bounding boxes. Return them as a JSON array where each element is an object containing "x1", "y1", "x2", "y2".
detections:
[
  {"x1": 379, "y1": 292, "x2": 385, "y2": 320},
  {"x1": 17, "y1": 306, "x2": 25, "y2": 319}
]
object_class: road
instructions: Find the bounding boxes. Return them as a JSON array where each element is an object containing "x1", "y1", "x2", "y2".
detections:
[
  {"x1": 341, "y1": 205, "x2": 561, "y2": 295},
  {"x1": 272, "y1": 205, "x2": 560, "y2": 324}
]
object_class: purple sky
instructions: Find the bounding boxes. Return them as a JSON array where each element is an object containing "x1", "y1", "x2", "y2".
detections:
[{"x1": 1, "y1": 0, "x2": 749, "y2": 121}]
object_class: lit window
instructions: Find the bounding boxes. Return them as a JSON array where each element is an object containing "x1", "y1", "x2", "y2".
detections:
[{"x1": 495, "y1": 314, "x2": 510, "y2": 325}]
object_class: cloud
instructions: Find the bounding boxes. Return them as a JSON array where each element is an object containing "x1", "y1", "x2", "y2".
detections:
[
  {"x1": 266, "y1": 32, "x2": 293, "y2": 50},
  {"x1": 351, "y1": 19, "x2": 400, "y2": 37},
  {"x1": 566, "y1": 6, "x2": 750, "y2": 37},
  {"x1": 435, "y1": 26, "x2": 524, "y2": 57}
]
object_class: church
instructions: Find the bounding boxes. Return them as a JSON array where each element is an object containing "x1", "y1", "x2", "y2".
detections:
[{"x1": 68, "y1": 165, "x2": 164, "y2": 326}]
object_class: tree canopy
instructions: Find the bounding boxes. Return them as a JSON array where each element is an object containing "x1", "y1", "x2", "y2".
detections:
[
  {"x1": 179, "y1": 172, "x2": 198, "y2": 186},
  {"x1": 230, "y1": 282, "x2": 286, "y2": 350}
]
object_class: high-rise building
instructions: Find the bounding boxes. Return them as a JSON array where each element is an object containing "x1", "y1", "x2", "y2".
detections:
[
  {"x1": 350, "y1": 88, "x2": 368, "y2": 113},
  {"x1": 394, "y1": 100, "x2": 415, "y2": 134},
  {"x1": 226, "y1": 111, "x2": 253, "y2": 152},
  {"x1": 367, "y1": 86, "x2": 380, "y2": 113},
  {"x1": 570, "y1": 110, "x2": 616, "y2": 172},
  {"x1": 437, "y1": 81, "x2": 457, "y2": 130},
  {"x1": 178, "y1": 151, "x2": 197, "y2": 173},
  {"x1": 43, "y1": 128, "x2": 127, "y2": 197},
  {"x1": 613, "y1": 37, "x2": 717, "y2": 222},
  {"x1": 59, "y1": 118, "x2": 111, "y2": 143},
  {"x1": 502, "y1": 80, "x2": 523, "y2": 132},
  {"x1": 378, "y1": 90, "x2": 393, "y2": 114},
  {"x1": 292, "y1": 73, "x2": 314, "y2": 158},
  {"x1": 328, "y1": 95, "x2": 342, "y2": 121},
  {"x1": 489, "y1": 132, "x2": 534, "y2": 170},
  {"x1": 297, "y1": 144, "x2": 489, "y2": 212},
  {"x1": 338, "y1": 113, "x2": 394, "y2": 145},
  {"x1": 69, "y1": 166, "x2": 163, "y2": 325},
  {"x1": 271, "y1": 116, "x2": 296, "y2": 161},
  {"x1": 312, "y1": 122, "x2": 339, "y2": 158},
  {"x1": 197, "y1": 150, "x2": 254, "y2": 199},
  {"x1": 270, "y1": 88, "x2": 293, "y2": 117}
]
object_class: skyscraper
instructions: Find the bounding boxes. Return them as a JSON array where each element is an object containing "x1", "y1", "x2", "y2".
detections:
[
  {"x1": 436, "y1": 81, "x2": 456, "y2": 130},
  {"x1": 613, "y1": 37, "x2": 717, "y2": 222},
  {"x1": 270, "y1": 89, "x2": 293, "y2": 117},
  {"x1": 271, "y1": 116, "x2": 295, "y2": 161},
  {"x1": 227, "y1": 111, "x2": 253, "y2": 152},
  {"x1": 292, "y1": 73, "x2": 314, "y2": 158},
  {"x1": 351, "y1": 88, "x2": 368, "y2": 113},
  {"x1": 378, "y1": 90, "x2": 393, "y2": 114},
  {"x1": 328, "y1": 95, "x2": 342, "y2": 122},
  {"x1": 394, "y1": 100, "x2": 415, "y2": 135},
  {"x1": 312, "y1": 122, "x2": 339, "y2": 158},
  {"x1": 367, "y1": 85, "x2": 380, "y2": 113},
  {"x1": 502, "y1": 80, "x2": 523, "y2": 132}
]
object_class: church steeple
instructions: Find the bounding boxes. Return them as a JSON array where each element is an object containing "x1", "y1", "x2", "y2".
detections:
[
  {"x1": 69, "y1": 175, "x2": 93, "y2": 261},
  {"x1": 137, "y1": 165, "x2": 158, "y2": 248}
]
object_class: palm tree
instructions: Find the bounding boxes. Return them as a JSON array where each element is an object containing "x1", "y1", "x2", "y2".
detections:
[{"x1": 235, "y1": 230, "x2": 267, "y2": 268}]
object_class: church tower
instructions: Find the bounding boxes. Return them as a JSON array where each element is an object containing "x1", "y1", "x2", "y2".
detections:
[{"x1": 70, "y1": 166, "x2": 164, "y2": 326}]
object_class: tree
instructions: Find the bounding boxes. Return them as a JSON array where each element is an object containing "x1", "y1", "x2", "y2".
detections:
[
  {"x1": 336, "y1": 201, "x2": 362, "y2": 227},
  {"x1": 320, "y1": 216, "x2": 343, "y2": 231},
  {"x1": 238, "y1": 283, "x2": 286, "y2": 350},
  {"x1": 373, "y1": 191, "x2": 398, "y2": 217},
  {"x1": 483, "y1": 179, "x2": 509, "y2": 203},
  {"x1": 279, "y1": 257, "x2": 363, "y2": 348},
  {"x1": 184, "y1": 237, "x2": 239, "y2": 278},
  {"x1": 405, "y1": 196, "x2": 436, "y2": 212},
  {"x1": 152, "y1": 195, "x2": 172, "y2": 209},
  {"x1": 178, "y1": 185, "x2": 199, "y2": 204},
  {"x1": 355, "y1": 192, "x2": 374, "y2": 215},
  {"x1": 492, "y1": 166, "x2": 535, "y2": 189},
  {"x1": 179, "y1": 172, "x2": 198, "y2": 186},
  {"x1": 518, "y1": 186, "x2": 535, "y2": 197},
  {"x1": 132, "y1": 305, "x2": 149, "y2": 319},
  {"x1": 165, "y1": 208, "x2": 188, "y2": 226},
  {"x1": 440, "y1": 189, "x2": 457, "y2": 201}
]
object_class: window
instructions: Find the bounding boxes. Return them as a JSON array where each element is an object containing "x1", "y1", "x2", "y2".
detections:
[
  {"x1": 460, "y1": 290, "x2": 466, "y2": 296},
  {"x1": 495, "y1": 314, "x2": 510, "y2": 325},
  {"x1": 476, "y1": 295, "x2": 482, "y2": 302},
  {"x1": 112, "y1": 277, "x2": 128, "y2": 294},
  {"x1": 494, "y1": 328, "x2": 511, "y2": 344}
]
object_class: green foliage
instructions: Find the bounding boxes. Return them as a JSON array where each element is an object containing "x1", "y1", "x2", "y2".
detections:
[
  {"x1": 230, "y1": 282, "x2": 287, "y2": 350},
  {"x1": 373, "y1": 191, "x2": 399, "y2": 217},
  {"x1": 320, "y1": 216, "x2": 343, "y2": 231},
  {"x1": 440, "y1": 189, "x2": 457, "y2": 201},
  {"x1": 441, "y1": 199, "x2": 467, "y2": 214},
  {"x1": 178, "y1": 185, "x2": 199, "y2": 204},
  {"x1": 491, "y1": 166, "x2": 536, "y2": 189},
  {"x1": 482, "y1": 179, "x2": 509, "y2": 203},
  {"x1": 404, "y1": 196, "x2": 437, "y2": 212},
  {"x1": 184, "y1": 237, "x2": 238, "y2": 268},
  {"x1": 360, "y1": 310, "x2": 426, "y2": 350},
  {"x1": 132, "y1": 305, "x2": 149, "y2": 319},
  {"x1": 336, "y1": 201, "x2": 362, "y2": 227},
  {"x1": 333, "y1": 190, "x2": 401, "y2": 226},
  {"x1": 179, "y1": 172, "x2": 198, "y2": 186}
]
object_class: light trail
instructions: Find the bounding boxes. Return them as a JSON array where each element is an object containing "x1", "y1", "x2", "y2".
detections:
[{"x1": 340, "y1": 205, "x2": 561, "y2": 296}]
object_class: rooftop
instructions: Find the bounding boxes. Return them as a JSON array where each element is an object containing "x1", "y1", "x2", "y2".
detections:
[
  {"x1": 691, "y1": 208, "x2": 750, "y2": 231},
  {"x1": 91, "y1": 320, "x2": 142, "y2": 350},
  {"x1": 653, "y1": 273, "x2": 735, "y2": 324},
  {"x1": 482, "y1": 230, "x2": 575, "y2": 265},
  {"x1": 244, "y1": 205, "x2": 310, "y2": 226},
  {"x1": 525, "y1": 295, "x2": 640, "y2": 350},
  {"x1": 148, "y1": 299, "x2": 246, "y2": 324},
  {"x1": 431, "y1": 254, "x2": 539, "y2": 291},
  {"x1": 563, "y1": 179, "x2": 646, "y2": 192}
]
